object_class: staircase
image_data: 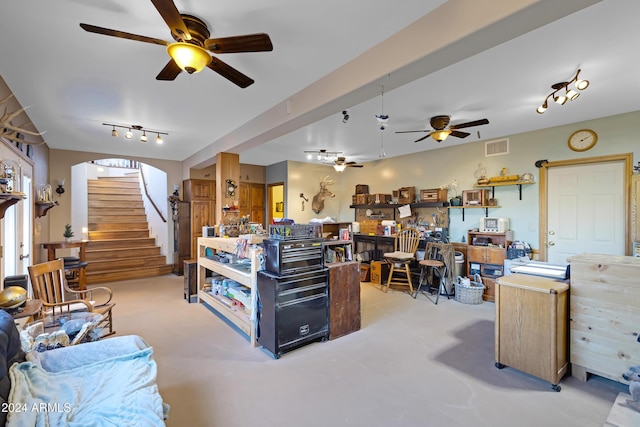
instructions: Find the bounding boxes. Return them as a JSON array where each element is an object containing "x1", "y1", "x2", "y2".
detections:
[{"x1": 85, "y1": 175, "x2": 172, "y2": 284}]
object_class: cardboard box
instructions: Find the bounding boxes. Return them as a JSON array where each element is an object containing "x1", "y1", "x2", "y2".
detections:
[{"x1": 370, "y1": 261, "x2": 390, "y2": 285}]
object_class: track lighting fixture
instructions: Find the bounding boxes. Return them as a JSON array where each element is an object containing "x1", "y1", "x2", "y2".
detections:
[
  {"x1": 536, "y1": 69, "x2": 589, "y2": 114},
  {"x1": 342, "y1": 110, "x2": 350, "y2": 123},
  {"x1": 304, "y1": 149, "x2": 342, "y2": 162},
  {"x1": 103, "y1": 123, "x2": 168, "y2": 144}
]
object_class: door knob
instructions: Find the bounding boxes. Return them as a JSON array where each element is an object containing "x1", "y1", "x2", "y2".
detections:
[
  {"x1": 548, "y1": 241, "x2": 555, "y2": 246},
  {"x1": 549, "y1": 230, "x2": 555, "y2": 235}
]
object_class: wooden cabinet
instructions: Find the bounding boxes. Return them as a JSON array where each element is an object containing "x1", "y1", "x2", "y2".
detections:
[
  {"x1": 197, "y1": 237, "x2": 262, "y2": 346},
  {"x1": 467, "y1": 231, "x2": 511, "y2": 302},
  {"x1": 568, "y1": 253, "x2": 640, "y2": 384},
  {"x1": 495, "y1": 274, "x2": 569, "y2": 391},
  {"x1": 172, "y1": 201, "x2": 190, "y2": 275},
  {"x1": 238, "y1": 182, "x2": 265, "y2": 226},
  {"x1": 183, "y1": 179, "x2": 214, "y2": 260},
  {"x1": 632, "y1": 174, "x2": 640, "y2": 243},
  {"x1": 327, "y1": 261, "x2": 361, "y2": 340}
]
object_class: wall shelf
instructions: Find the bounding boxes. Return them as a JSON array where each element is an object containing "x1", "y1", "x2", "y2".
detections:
[
  {"x1": 0, "y1": 193, "x2": 26, "y2": 219},
  {"x1": 35, "y1": 201, "x2": 58, "y2": 218},
  {"x1": 474, "y1": 181, "x2": 534, "y2": 200},
  {"x1": 448, "y1": 205, "x2": 501, "y2": 221}
]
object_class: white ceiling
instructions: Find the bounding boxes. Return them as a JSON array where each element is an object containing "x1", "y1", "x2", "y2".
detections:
[{"x1": 1, "y1": 0, "x2": 638, "y2": 169}]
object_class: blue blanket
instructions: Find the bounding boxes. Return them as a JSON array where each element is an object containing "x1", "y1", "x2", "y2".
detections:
[{"x1": 7, "y1": 347, "x2": 166, "y2": 427}]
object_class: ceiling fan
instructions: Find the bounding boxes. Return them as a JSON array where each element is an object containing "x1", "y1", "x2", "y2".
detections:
[
  {"x1": 396, "y1": 115, "x2": 489, "y2": 143},
  {"x1": 328, "y1": 157, "x2": 364, "y2": 172},
  {"x1": 79, "y1": 0, "x2": 273, "y2": 88}
]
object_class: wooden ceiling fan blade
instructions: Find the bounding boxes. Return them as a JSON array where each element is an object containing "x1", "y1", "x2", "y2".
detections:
[
  {"x1": 450, "y1": 130, "x2": 470, "y2": 138},
  {"x1": 207, "y1": 58, "x2": 254, "y2": 88},
  {"x1": 150, "y1": 0, "x2": 192, "y2": 41},
  {"x1": 79, "y1": 23, "x2": 169, "y2": 46},
  {"x1": 414, "y1": 133, "x2": 433, "y2": 143},
  {"x1": 205, "y1": 33, "x2": 273, "y2": 53},
  {"x1": 348, "y1": 164, "x2": 364, "y2": 168},
  {"x1": 450, "y1": 118, "x2": 489, "y2": 130},
  {"x1": 395, "y1": 130, "x2": 429, "y2": 134},
  {"x1": 156, "y1": 59, "x2": 182, "y2": 81}
]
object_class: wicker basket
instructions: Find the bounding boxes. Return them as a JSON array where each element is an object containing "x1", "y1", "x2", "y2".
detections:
[{"x1": 454, "y1": 275, "x2": 485, "y2": 305}]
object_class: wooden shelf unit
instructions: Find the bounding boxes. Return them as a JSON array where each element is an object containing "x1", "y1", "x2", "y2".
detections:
[
  {"x1": 474, "y1": 180, "x2": 535, "y2": 201},
  {"x1": 197, "y1": 237, "x2": 263, "y2": 346},
  {"x1": 467, "y1": 230, "x2": 512, "y2": 302},
  {"x1": 35, "y1": 201, "x2": 57, "y2": 218}
]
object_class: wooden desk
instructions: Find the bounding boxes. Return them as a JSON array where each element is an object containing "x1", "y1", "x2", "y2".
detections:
[
  {"x1": 42, "y1": 240, "x2": 87, "y2": 262},
  {"x1": 42, "y1": 241, "x2": 88, "y2": 290}
]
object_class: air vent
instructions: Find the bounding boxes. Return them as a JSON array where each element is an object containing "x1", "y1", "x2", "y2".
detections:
[{"x1": 485, "y1": 138, "x2": 509, "y2": 157}]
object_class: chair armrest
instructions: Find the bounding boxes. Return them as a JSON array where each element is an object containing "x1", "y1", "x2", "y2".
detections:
[
  {"x1": 65, "y1": 285, "x2": 113, "y2": 307},
  {"x1": 42, "y1": 299, "x2": 93, "y2": 314}
]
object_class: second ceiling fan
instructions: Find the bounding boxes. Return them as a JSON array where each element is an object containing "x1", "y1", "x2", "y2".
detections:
[{"x1": 396, "y1": 115, "x2": 489, "y2": 143}]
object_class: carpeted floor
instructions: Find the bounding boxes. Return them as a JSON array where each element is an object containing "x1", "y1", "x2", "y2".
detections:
[{"x1": 104, "y1": 274, "x2": 627, "y2": 427}]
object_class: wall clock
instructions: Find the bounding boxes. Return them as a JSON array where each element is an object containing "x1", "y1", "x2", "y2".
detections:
[{"x1": 568, "y1": 129, "x2": 597, "y2": 152}]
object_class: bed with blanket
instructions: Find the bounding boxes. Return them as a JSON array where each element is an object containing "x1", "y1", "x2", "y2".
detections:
[{"x1": 0, "y1": 310, "x2": 168, "y2": 426}]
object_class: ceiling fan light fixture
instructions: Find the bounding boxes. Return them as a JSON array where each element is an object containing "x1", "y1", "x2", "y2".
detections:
[
  {"x1": 431, "y1": 129, "x2": 451, "y2": 142},
  {"x1": 167, "y1": 42, "x2": 211, "y2": 74},
  {"x1": 333, "y1": 164, "x2": 347, "y2": 172}
]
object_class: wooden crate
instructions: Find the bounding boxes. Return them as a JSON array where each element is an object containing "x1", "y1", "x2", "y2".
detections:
[
  {"x1": 420, "y1": 188, "x2": 448, "y2": 202},
  {"x1": 368, "y1": 193, "x2": 392, "y2": 204},
  {"x1": 370, "y1": 260, "x2": 390, "y2": 285},
  {"x1": 568, "y1": 254, "x2": 640, "y2": 384},
  {"x1": 359, "y1": 264, "x2": 370, "y2": 282},
  {"x1": 355, "y1": 184, "x2": 369, "y2": 194},
  {"x1": 398, "y1": 187, "x2": 415, "y2": 204},
  {"x1": 352, "y1": 194, "x2": 368, "y2": 205},
  {"x1": 360, "y1": 220, "x2": 381, "y2": 235}
]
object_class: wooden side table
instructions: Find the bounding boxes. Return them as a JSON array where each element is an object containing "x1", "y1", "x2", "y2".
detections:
[{"x1": 11, "y1": 299, "x2": 43, "y2": 330}]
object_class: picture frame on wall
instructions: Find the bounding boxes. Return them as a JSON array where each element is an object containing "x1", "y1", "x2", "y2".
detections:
[{"x1": 275, "y1": 202, "x2": 284, "y2": 212}]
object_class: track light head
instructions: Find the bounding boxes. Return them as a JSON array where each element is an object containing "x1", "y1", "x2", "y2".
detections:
[
  {"x1": 125, "y1": 129, "x2": 132, "y2": 139},
  {"x1": 140, "y1": 131, "x2": 147, "y2": 143},
  {"x1": 342, "y1": 110, "x2": 349, "y2": 123}
]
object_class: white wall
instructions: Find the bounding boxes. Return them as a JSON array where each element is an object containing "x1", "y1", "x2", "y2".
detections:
[{"x1": 281, "y1": 110, "x2": 640, "y2": 251}]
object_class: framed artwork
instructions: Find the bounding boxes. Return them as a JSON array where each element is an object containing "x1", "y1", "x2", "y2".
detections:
[
  {"x1": 340, "y1": 228, "x2": 350, "y2": 240},
  {"x1": 275, "y1": 201, "x2": 284, "y2": 212}
]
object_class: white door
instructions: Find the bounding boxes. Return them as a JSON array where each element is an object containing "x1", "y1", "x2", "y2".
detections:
[
  {"x1": 0, "y1": 143, "x2": 33, "y2": 280},
  {"x1": 547, "y1": 161, "x2": 625, "y2": 264}
]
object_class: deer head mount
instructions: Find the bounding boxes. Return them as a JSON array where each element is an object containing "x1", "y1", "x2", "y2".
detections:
[
  {"x1": 0, "y1": 94, "x2": 46, "y2": 145},
  {"x1": 311, "y1": 176, "x2": 335, "y2": 214}
]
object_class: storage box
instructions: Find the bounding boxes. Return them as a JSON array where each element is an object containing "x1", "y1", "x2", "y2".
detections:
[
  {"x1": 420, "y1": 188, "x2": 448, "y2": 202},
  {"x1": 462, "y1": 189, "x2": 489, "y2": 206},
  {"x1": 355, "y1": 184, "x2": 369, "y2": 194},
  {"x1": 370, "y1": 193, "x2": 392, "y2": 204},
  {"x1": 370, "y1": 261, "x2": 390, "y2": 285},
  {"x1": 352, "y1": 194, "x2": 367, "y2": 205},
  {"x1": 360, "y1": 220, "x2": 381, "y2": 235},
  {"x1": 359, "y1": 264, "x2": 371, "y2": 282},
  {"x1": 398, "y1": 187, "x2": 416, "y2": 204}
]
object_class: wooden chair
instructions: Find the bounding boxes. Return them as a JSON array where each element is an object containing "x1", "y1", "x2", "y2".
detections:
[
  {"x1": 27, "y1": 259, "x2": 115, "y2": 338},
  {"x1": 383, "y1": 228, "x2": 421, "y2": 293}
]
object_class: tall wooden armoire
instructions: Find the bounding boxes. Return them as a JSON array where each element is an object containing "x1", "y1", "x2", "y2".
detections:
[
  {"x1": 183, "y1": 179, "x2": 214, "y2": 260},
  {"x1": 172, "y1": 201, "x2": 190, "y2": 275}
]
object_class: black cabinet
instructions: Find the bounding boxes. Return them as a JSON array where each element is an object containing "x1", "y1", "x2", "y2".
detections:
[{"x1": 257, "y1": 269, "x2": 329, "y2": 358}]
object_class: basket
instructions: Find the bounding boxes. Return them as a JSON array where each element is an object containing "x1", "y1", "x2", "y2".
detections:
[
  {"x1": 268, "y1": 223, "x2": 322, "y2": 240},
  {"x1": 454, "y1": 274, "x2": 485, "y2": 305}
]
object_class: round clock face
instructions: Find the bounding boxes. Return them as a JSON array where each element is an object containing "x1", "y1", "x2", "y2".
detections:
[{"x1": 568, "y1": 129, "x2": 597, "y2": 152}]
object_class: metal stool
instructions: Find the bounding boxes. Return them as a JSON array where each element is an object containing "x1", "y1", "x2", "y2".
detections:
[{"x1": 414, "y1": 256, "x2": 449, "y2": 304}]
